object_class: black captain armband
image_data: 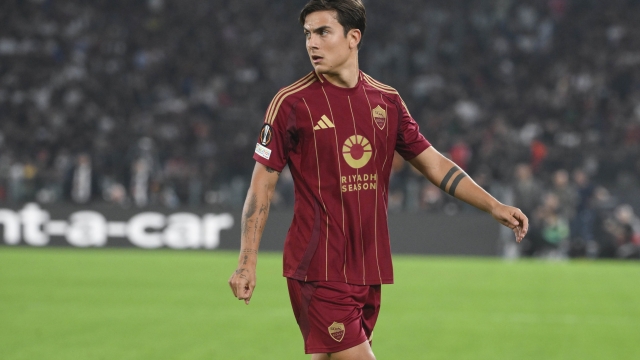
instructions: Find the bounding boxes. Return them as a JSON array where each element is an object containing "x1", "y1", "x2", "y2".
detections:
[{"x1": 439, "y1": 166, "x2": 468, "y2": 197}]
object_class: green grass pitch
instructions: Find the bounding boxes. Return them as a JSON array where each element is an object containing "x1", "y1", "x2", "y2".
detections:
[{"x1": 1, "y1": 248, "x2": 639, "y2": 359}]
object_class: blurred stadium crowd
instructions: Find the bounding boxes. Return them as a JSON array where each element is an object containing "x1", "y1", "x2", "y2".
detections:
[{"x1": 1, "y1": 0, "x2": 639, "y2": 258}]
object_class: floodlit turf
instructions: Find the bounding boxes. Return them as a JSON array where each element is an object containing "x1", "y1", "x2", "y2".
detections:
[{"x1": 0, "y1": 248, "x2": 639, "y2": 359}]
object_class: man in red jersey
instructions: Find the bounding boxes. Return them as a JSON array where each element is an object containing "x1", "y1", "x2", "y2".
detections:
[{"x1": 229, "y1": 1, "x2": 529, "y2": 359}]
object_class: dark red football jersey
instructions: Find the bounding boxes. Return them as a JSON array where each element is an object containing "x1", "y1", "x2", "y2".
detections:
[{"x1": 253, "y1": 71, "x2": 431, "y2": 285}]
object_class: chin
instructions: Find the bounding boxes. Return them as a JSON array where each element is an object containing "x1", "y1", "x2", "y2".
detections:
[
  {"x1": 313, "y1": 65, "x2": 333, "y2": 75},
  {"x1": 312, "y1": 64, "x2": 326, "y2": 73}
]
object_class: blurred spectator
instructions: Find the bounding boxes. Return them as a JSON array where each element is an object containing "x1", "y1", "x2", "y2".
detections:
[
  {"x1": 604, "y1": 204, "x2": 640, "y2": 259},
  {"x1": 420, "y1": 182, "x2": 446, "y2": 213},
  {"x1": 531, "y1": 192, "x2": 570, "y2": 258},
  {"x1": 571, "y1": 169, "x2": 596, "y2": 245},
  {"x1": 550, "y1": 169, "x2": 577, "y2": 221},
  {"x1": 0, "y1": 0, "x2": 640, "y2": 260},
  {"x1": 513, "y1": 164, "x2": 543, "y2": 217},
  {"x1": 64, "y1": 153, "x2": 100, "y2": 204}
]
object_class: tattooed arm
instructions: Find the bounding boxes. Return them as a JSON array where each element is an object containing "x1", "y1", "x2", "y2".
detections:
[
  {"x1": 408, "y1": 147, "x2": 528, "y2": 243},
  {"x1": 228, "y1": 163, "x2": 280, "y2": 305}
]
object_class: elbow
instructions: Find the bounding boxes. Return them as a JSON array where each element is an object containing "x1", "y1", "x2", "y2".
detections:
[{"x1": 266, "y1": 184, "x2": 277, "y2": 203}]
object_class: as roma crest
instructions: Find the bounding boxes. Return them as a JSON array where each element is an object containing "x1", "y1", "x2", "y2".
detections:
[
  {"x1": 328, "y1": 322, "x2": 345, "y2": 342},
  {"x1": 372, "y1": 105, "x2": 387, "y2": 130}
]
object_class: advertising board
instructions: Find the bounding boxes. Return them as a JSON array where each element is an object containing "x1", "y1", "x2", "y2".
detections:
[{"x1": 0, "y1": 203, "x2": 500, "y2": 256}]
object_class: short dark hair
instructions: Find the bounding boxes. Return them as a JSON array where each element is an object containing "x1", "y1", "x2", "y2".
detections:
[{"x1": 299, "y1": 0, "x2": 366, "y2": 49}]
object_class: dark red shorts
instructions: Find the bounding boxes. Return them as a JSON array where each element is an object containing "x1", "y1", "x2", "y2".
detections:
[{"x1": 287, "y1": 278, "x2": 381, "y2": 354}]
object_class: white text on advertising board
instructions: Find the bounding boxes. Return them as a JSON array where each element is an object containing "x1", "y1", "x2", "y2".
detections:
[{"x1": 0, "y1": 203, "x2": 234, "y2": 249}]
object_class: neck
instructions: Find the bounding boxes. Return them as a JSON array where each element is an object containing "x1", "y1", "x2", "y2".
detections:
[{"x1": 321, "y1": 55, "x2": 359, "y2": 88}]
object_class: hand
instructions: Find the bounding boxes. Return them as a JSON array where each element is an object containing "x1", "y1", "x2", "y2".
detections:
[
  {"x1": 228, "y1": 265, "x2": 256, "y2": 305},
  {"x1": 490, "y1": 204, "x2": 529, "y2": 243}
]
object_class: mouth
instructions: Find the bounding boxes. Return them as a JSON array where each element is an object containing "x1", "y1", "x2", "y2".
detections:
[{"x1": 311, "y1": 55, "x2": 323, "y2": 64}]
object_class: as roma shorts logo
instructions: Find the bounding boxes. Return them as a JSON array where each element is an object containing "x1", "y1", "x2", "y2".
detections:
[
  {"x1": 259, "y1": 124, "x2": 273, "y2": 146},
  {"x1": 342, "y1": 135, "x2": 372, "y2": 169},
  {"x1": 328, "y1": 322, "x2": 345, "y2": 342},
  {"x1": 372, "y1": 105, "x2": 387, "y2": 130}
]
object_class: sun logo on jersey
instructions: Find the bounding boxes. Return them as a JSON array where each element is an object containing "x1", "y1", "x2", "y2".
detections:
[{"x1": 342, "y1": 135, "x2": 372, "y2": 169}]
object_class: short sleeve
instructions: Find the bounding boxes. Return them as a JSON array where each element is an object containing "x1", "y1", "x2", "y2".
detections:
[
  {"x1": 252, "y1": 94, "x2": 294, "y2": 172},
  {"x1": 394, "y1": 96, "x2": 431, "y2": 160}
]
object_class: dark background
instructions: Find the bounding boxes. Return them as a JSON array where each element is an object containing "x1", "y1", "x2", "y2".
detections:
[{"x1": 0, "y1": 0, "x2": 639, "y2": 258}]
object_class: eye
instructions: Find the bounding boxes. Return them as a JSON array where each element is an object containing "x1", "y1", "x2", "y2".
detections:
[{"x1": 321, "y1": 29, "x2": 329, "y2": 35}]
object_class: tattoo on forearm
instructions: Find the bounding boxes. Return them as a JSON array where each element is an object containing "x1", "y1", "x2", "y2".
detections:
[
  {"x1": 266, "y1": 167, "x2": 280, "y2": 175},
  {"x1": 241, "y1": 194, "x2": 258, "y2": 238},
  {"x1": 241, "y1": 182, "x2": 273, "y2": 245},
  {"x1": 250, "y1": 203, "x2": 269, "y2": 243},
  {"x1": 252, "y1": 214, "x2": 261, "y2": 243},
  {"x1": 448, "y1": 172, "x2": 467, "y2": 197},
  {"x1": 245, "y1": 194, "x2": 257, "y2": 218},
  {"x1": 439, "y1": 167, "x2": 459, "y2": 191},
  {"x1": 439, "y1": 165, "x2": 468, "y2": 197},
  {"x1": 241, "y1": 249, "x2": 258, "y2": 255}
]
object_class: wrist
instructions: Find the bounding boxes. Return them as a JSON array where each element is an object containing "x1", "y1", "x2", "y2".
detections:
[
  {"x1": 238, "y1": 257, "x2": 257, "y2": 266},
  {"x1": 238, "y1": 250, "x2": 258, "y2": 267},
  {"x1": 487, "y1": 199, "x2": 502, "y2": 215}
]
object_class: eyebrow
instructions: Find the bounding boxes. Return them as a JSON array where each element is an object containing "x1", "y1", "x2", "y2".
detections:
[{"x1": 304, "y1": 25, "x2": 331, "y2": 34}]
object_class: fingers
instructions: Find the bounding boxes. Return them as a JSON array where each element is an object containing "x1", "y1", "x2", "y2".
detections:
[
  {"x1": 243, "y1": 284, "x2": 254, "y2": 305},
  {"x1": 494, "y1": 205, "x2": 529, "y2": 243},
  {"x1": 228, "y1": 271, "x2": 241, "y2": 298},
  {"x1": 509, "y1": 209, "x2": 529, "y2": 243},
  {"x1": 512, "y1": 210, "x2": 529, "y2": 231},
  {"x1": 228, "y1": 271, "x2": 255, "y2": 305},
  {"x1": 228, "y1": 272, "x2": 245, "y2": 299},
  {"x1": 239, "y1": 281, "x2": 256, "y2": 305},
  {"x1": 228, "y1": 276, "x2": 237, "y2": 298}
]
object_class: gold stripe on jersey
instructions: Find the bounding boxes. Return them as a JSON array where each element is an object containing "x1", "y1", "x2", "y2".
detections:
[
  {"x1": 362, "y1": 73, "x2": 413, "y2": 117},
  {"x1": 266, "y1": 73, "x2": 315, "y2": 124},
  {"x1": 363, "y1": 73, "x2": 398, "y2": 91},
  {"x1": 378, "y1": 94, "x2": 391, "y2": 174},
  {"x1": 362, "y1": 73, "x2": 397, "y2": 92},
  {"x1": 265, "y1": 73, "x2": 313, "y2": 123},
  {"x1": 264, "y1": 73, "x2": 315, "y2": 125},
  {"x1": 361, "y1": 86, "x2": 383, "y2": 285},
  {"x1": 267, "y1": 76, "x2": 317, "y2": 125},
  {"x1": 264, "y1": 73, "x2": 314, "y2": 124},
  {"x1": 379, "y1": 93, "x2": 393, "y2": 273},
  {"x1": 320, "y1": 86, "x2": 348, "y2": 283},
  {"x1": 302, "y1": 98, "x2": 330, "y2": 281},
  {"x1": 347, "y1": 96, "x2": 366, "y2": 285}
]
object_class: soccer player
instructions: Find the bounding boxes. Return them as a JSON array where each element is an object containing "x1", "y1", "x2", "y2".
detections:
[{"x1": 228, "y1": 1, "x2": 529, "y2": 359}]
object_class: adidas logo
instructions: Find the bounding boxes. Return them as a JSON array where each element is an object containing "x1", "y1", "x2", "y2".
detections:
[{"x1": 314, "y1": 115, "x2": 335, "y2": 130}]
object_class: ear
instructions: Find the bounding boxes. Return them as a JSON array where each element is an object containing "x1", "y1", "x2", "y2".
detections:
[{"x1": 348, "y1": 29, "x2": 362, "y2": 50}]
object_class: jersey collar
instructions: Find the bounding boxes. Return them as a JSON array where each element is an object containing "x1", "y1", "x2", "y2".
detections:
[{"x1": 315, "y1": 71, "x2": 363, "y2": 96}]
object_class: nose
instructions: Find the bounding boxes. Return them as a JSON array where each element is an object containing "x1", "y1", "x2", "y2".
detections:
[{"x1": 307, "y1": 34, "x2": 319, "y2": 50}]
